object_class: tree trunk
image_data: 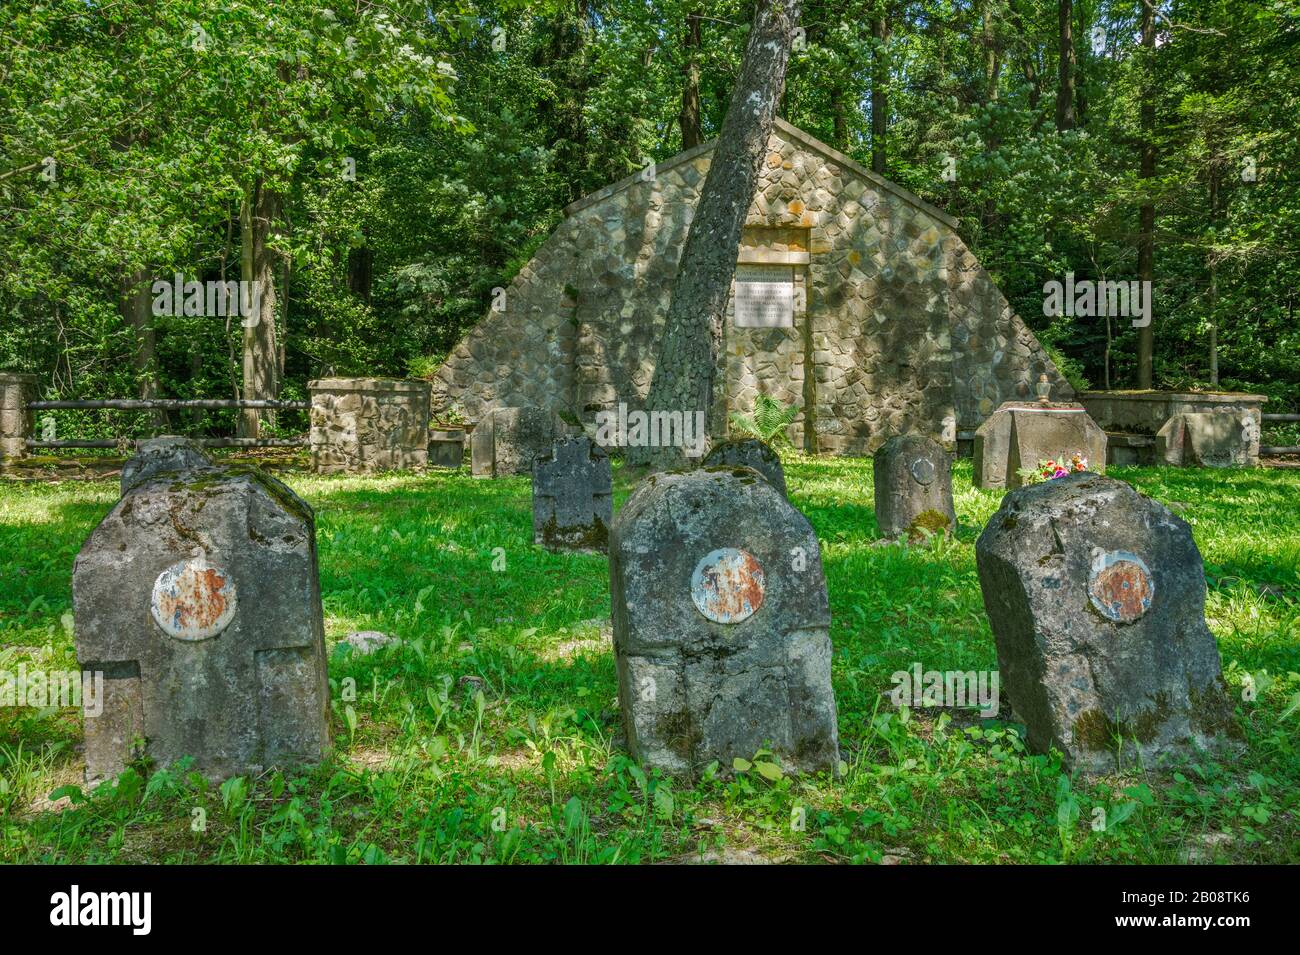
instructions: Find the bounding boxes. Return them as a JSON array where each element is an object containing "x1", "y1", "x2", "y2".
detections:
[
  {"x1": 1207, "y1": 164, "x2": 1220, "y2": 386},
  {"x1": 1136, "y1": 0, "x2": 1156, "y2": 389},
  {"x1": 120, "y1": 268, "x2": 167, "y2": 432},
  {"x1": 679, "y1": 8, "x2": 704, "y2": 149},
  {"x1": 870, "y1": 9, "x2": 891, "y2": 175},
  {"x1": 630, "y1": 0, "x2": 802, "y2": 469},
  {"x1": 238, "y1": 180, "x2": 280, "y2": 438},
  {"x1": 1055, "y1": 0, "x2": 1076, "y2": 131}
]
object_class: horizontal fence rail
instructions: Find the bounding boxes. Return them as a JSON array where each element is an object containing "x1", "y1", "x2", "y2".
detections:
[
  {"x1": 29, "y1": 398, "x2": 309, "y2": 411},
  {"x1": 27, "y1": 437, "x2": 305, "y2": 449},
  {"x1": 1262, "y1": 413, "x2": 1300, "y2": 423},
  {"x1": 21, "y1": 396, "x2": 310, "y2": 453}
]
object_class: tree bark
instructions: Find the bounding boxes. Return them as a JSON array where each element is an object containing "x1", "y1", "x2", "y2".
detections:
[
  {"x1": 1207, "y1": 161, "x2": 1220, "y2": 386},
  {"x1": 871, "y1": 9, "x2": 891, "y2": 175},
  {"x1": 679, "y1": 8, "x2": 704, "y2": 149},
  {"x1": 120, "y1": 268, "x2": 167, "y2": 431},
  {"x1": 238, "y1": 179, "x2": 280, "y2": 438},
  {"x1": 630, "y1": 0, "x2": 802, "y2": 469},
  {"x1": 1136, "y1": 0, "x2": 1156, "y2": 389},
  {"x1": 1055, "y1": 0, "x2": 1076, "y2": 131}
]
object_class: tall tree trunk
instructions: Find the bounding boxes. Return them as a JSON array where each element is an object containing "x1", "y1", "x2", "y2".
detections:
[
  {"x1": 1136, "y1": 0, "x2": 1157, "y2": 389},
  {"x1": 679, "y1": 8, "x2": 704, "y2": 149},
  {"x1": 980, "y1": 0, "x2": 1003, "y2": 233},
  {"x1": 1055, "y1": 0, "x2": 1076, "y2": 131},
  {"x1": 630, "y1": 0, "x2": 802, "y2": 469},
  {"x1": 831, "y1": 79, "x2": 850, "y2": 149},
  {"x1": 870, "y1": 8, "x2": 891, "y2": 174},
  {"x1": 238, "y1": 179, "x2": 280, "y2": 438},
  {"x1": 1207, "y1": 162, "x2": 1220, "y2": 386},
  {"x1": 120, "y1": 268, "x2": 167, "y2": 432}
]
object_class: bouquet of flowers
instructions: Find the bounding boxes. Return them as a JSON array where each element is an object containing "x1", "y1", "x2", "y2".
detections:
[{"x1": 1017, "y1": 453, "x2": 1088, "y2": 485}]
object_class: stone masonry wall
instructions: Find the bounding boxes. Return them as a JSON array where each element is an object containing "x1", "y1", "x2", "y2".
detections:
[
  {"x1": 0, "y1": 372, "x2": 37, "y2": 464},
  {"x1": 433, "y1": 119, "x2": 1070, "y2": 454},
  {"x1": 309, "y1": 378, "x2": 430, "y2": 474}
]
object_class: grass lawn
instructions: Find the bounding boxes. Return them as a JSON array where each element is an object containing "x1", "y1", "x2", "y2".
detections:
[{"x1": 0, "y1": 457, "x2": 1296, "y2": 864}]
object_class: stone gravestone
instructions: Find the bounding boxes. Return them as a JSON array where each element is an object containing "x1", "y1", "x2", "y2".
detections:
[
  {"x1": 702, "y1": 438, "x2": 787, "y2": 497},
  {"x1": 73, "y1": 457, "x2": 330, "y2": 783},
  {"x1": 873, "y1": 434, "x2": 955, "y2": 541},
  {"x1": 974, "y1": 400, "x2": 1107, "y2": 489},
  {"x1": 1156, "y1": 412, "x2": 1255, "y2": 468},
  {"x1": 471, "y1": 406, "x2": 570, "y2": 478},
  {"x1": 609, "y1": 467, "x2": 839, "y2": 777},
  {"x1": 532, "y1": 436, "x2": 612, "y2": 553},
  {"x1": 120, "y1": 435, "x2": 214, "y2": 495},
  {"x1": 975, "y1": 472, "x2": 1236, "y2": 773}
]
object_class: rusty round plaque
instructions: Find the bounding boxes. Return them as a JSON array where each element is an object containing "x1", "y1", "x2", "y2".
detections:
[
  {"x1": 909, "y1": 458, "x2": 936, "y2": 486},
  {"x1": 690, "y1": 548, "x2": 765, "y2": 624},
  {"x1": 1087, "y1": 550, "x2": 1153, "y2": 623},
  {"x1": 151, "y1": 558, "x2": 237, "y2": 641}
]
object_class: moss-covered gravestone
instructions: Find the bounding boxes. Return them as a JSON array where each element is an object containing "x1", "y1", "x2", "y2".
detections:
[
  {"x1": 532, "y1": 436, "x2": 612, "y2": 553},
  {"x1": 609, "y1": 468, "x2": 839, "y2": 777},
  {"x1": 701, "y1": 438, "x2": 787, "y2": 496},
  {"x1": 119, "y1": 435, "x2": 214, "y2": 495},
  {"x1": 975, "y1": 473, "x2": 1236, "y2": 773},
  {"x1": 873, "y1": 434, "x2": 955, "y2": 541},
  {"x1": 73, "y1": 456, "x2": 330, "y2": 783},
  {"x1": 471, "y1": 406, "x2": 570, "y2": 478}
]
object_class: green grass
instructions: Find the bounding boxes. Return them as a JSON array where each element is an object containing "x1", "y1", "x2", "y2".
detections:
[{"x1": 0, "y1": 457, "x2": 1296, "y2": 864}]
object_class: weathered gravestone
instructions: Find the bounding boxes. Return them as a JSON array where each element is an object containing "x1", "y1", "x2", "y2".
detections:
[
  {"x1": 471, "y1": 406, "x2": 571, "y2": 478},
  {"x1": 609, "y1": 467, "x2": 839, "y2": 777},
  {"x1": 73, "y1": 457, "x2": 330, "y2": 783},
  {"x1": 1156, "y1": 412, "x2": 1256, "y2": 468},
  {"x1": 120, "y1": 436, "x2": 214, "y2": 495},
  {"x1": 532, "y1": 436, "x2": 612, "y2": 553},
  {"x1": 975, "y1": 472, "x2": 1236, "y2": 773},
  {"x1": 973, "y1": 400, "x2": 1107, "y2": 489},
  {"x1": 873, "y1": 434, "x2": 955, "y2": 541},
  {"x1": 702, "y1": 438, "x2": 787, "y2": 497}
]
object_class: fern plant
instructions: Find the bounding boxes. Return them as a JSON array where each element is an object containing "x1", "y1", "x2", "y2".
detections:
[{"x1": 728, "y1": 394, "x2": 800, "y2": 447}]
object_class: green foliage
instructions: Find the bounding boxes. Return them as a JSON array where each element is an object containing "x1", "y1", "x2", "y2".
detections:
[{"x1": 728, "y1": 394, "x2": 800, "y2": 446}]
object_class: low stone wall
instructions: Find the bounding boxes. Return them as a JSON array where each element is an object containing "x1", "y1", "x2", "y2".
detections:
[
  {"x1": 309, "y1": 378, "x2": 431, "y2": 474},
  {"x1": 0, "y1": 372, "x2": 37, "y2": 464},
  {"x1": 1079, "y1": 391, "x2": 1267, "y2": 466}
]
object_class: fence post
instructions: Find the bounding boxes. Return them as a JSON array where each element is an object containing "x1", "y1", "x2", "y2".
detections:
[
  {"x1": 308, "y1": 377, "x2": 431, "y2": 474},
  {"x1": 0, "y1": 372, "x2": 37, "y2": 466}
]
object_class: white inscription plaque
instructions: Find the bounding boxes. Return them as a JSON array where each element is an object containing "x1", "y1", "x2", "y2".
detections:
[{"x1": 734, "y1": 265, "x2": 795, "y2": 328}]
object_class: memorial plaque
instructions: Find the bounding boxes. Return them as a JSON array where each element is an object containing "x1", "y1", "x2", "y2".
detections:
[{"x1": 734, "y1": 265, "x2": 795, "y2": 328}]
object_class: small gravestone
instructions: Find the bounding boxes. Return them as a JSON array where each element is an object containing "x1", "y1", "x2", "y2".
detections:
[
  {"x1": 471, "y1": 406, "x2": 570, "y2": 478},
  {"x1": 120, "y1": 436, "x2": 214, "y2": 495},
  {"x1": 975, "y1": 472, "x2": 1236, "y2": 773},
  {"x1": 533, "y1": 436, "x2": 612, "y2": 553},
  {"x1": 1156, "y1": 412, "x2": 1255, "y2": 468},
  {"x1": 702, "y1": 439, "x2": 787, "y2": 496},
  {"x1": 873, "y1": 434, "x2": 955, "y2": 541},
  {"x1": 609, "y1": 467, "x2": 839, "y2": 777},
  {"x1": 73, "y1": 461, "x2": 330, "y2": 783},
  {"x1": 974, "y1": 400, "x2": 1107, "y2": 489}
]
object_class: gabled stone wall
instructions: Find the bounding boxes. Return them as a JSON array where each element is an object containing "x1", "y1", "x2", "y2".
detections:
[{"x1": 433, "y1": 119, "x2": 1069, "y2": 455}]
